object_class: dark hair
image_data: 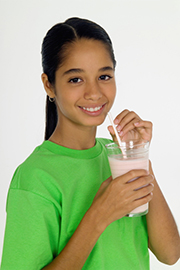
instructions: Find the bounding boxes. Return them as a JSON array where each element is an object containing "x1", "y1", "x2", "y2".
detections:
[{"x1": 41, "y1": 17, "x2": 116, "y2": 140}]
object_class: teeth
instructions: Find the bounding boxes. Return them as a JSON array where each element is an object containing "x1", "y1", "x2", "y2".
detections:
[{"x1": 82, "y1": 106, "x2": 102, "y2": 112}]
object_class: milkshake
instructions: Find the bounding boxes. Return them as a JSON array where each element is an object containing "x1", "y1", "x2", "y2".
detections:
[{"x1": 106, "y1": 140, "x2": 149, "y2": 217}]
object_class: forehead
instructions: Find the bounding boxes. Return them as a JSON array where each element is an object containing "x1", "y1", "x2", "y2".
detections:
[{"x1": 61, "y1": 39, "x2": 113, "y2": 69}]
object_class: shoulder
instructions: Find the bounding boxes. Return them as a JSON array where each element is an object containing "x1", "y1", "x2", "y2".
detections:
[
  {"x1": 11, "y1": 142, "x2": 48, "y2": 183},
  {"x1": 9, "y1": 142, "x2": 60, "y2": 200}
]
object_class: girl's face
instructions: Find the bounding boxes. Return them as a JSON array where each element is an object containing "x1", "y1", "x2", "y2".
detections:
[{"x1": 47, "y1": 39, "x2": 116, "y2": 129}]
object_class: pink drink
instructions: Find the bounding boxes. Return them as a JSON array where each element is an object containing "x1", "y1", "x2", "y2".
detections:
[
  {"x1": 106, "y1": 140, "x2": 149, "y2": 217},
  {"x1": 108, "y1": 156, "x2": 149, "y2": 216}
]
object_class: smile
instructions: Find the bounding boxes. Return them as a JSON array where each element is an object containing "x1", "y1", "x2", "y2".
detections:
[
  {"x1": 78, "y1": 104, "x2": 106, "y2": 116},
  {"x1": 81, "y1": 106, "x2": 103, "y2": 112}
]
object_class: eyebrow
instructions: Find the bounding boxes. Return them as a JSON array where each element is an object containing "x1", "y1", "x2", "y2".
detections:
[
  {"x1": 99, "y1": 66, "x2": 114, "y2": 72},
  {"x1": 63, "y1": 68, "x2": 83, "y2": 76},
  {"x1": 63, "y1": 66, "x2": 114, "y2": 76}
]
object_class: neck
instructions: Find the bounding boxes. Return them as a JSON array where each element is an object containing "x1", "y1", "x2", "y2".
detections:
[{"x1": 49, "y1": 120, "x2": 97, "y2": 150}]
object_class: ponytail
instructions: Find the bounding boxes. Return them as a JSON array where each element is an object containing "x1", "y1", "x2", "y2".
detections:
[{"x1": 45, "y1": 96, "x2": 58, "y2": 140}]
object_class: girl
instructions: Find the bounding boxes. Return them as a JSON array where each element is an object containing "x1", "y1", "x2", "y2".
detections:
[{"x1": 1, "y1": 17, "x2": 180, "y2": 270}]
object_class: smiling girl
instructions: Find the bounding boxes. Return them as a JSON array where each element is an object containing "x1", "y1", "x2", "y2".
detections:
[{"x1": 1, "y1": 17, "x2": 180, "y2": 270}]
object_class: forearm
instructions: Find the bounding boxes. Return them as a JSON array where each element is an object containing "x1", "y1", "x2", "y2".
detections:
[
  {"x1": 146, "y1": 161, "x2": 180, "y2": 265},
  {"x1": 42, "y1": 206, "x2": 103, "y2": 270}
]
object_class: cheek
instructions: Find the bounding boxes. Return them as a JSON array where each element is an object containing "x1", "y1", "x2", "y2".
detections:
[
  {"x1": 108, "y1": 83, "x2": 116, "y2": 102},
  {"x1": 55, "y1": 91, "x2": 79, "y2": 114}
]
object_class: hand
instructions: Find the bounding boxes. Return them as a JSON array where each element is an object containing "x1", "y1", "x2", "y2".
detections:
[
  {"x1": 91, "y1": 170, "x2": 154, "y2": 230},
  {"x1": 108, "y1": 109, "x2": 153, "y2": 143}
]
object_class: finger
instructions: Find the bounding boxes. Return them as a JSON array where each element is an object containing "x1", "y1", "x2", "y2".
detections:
[
  {"x1": 118, "y1": 118, "x2": 140, "y2": 137},
  {"x1": 107, "y1": 126, "x2": 117, "y2": 143},
  {"x1": 131, "y1": 192, "x2": 153, "y2": 210},
  {"x1": 134, "y1": 121, "x2": 153, "y2": 141},
  {"x1": 103, "y1": 176, "x2": 113, "y2": 186},
  {"x1": 94, "y1": 176, "x2": 112, "y2": 200},
  {"x1": 116, "y1": 111, "x2": 141, "y2": 132},
  {"x1": 113, "y1": 109, "x2": 131, "y2": 125},
  {"x1": 99, "y1": 176, "x2": 113, "y2": 191},
  {"x1": 129, "y1": 174, "x2": 154, "y2": 191},
  {"x1": 107, "y1": 125, "x2": 115, "y2": 136},
  {"x1": 114, "y1": 169, "x2": 149, "y2": 184},
  {"x1": 134, "y1": 120, "x2": 153, "y2": 129},
  {"x1": 134, "y1": 184, "x2": 154, "y2": 201},
  {"x1": 119, "y1": 119, "x2": 152, "y2": 138},
  {"x1": 108, "y1": 110, "x2": 139, "y2": 134}
]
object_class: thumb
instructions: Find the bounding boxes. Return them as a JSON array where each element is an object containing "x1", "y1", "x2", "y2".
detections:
[
  {"x1": 94, "y1": 176, "x2": 112, "y2": 201},
  {"x1": 107, "y1": 125, "x2": 118, "y2": 143}
]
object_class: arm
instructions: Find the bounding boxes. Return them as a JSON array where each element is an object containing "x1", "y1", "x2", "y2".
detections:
[
  {"x1": 43, "y1": 171, "x2": 154, "y2": 270},
  {"x1": 108, "y1": 109, "x2": 180, "y2": 265},
  {"x1": 1, "y1": 188, "x2": 102, "y2": 270},
  {"x1": 147, "y1": 161, "x2": 180, "y2": 265},
  {"x1": 42, "y1": 205, "x2": 102, "y2": 270},
  {"x1": 2, "y1": 166, "x2": 153, "y2": 270},
  {"x1": 1, "y1": 189, "x2": 61, "y2": 270}
]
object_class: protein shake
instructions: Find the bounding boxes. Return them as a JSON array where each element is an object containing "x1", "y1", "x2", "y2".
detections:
[{"x1": 106, "y1": 140, "x2": 149, "y2": 217}]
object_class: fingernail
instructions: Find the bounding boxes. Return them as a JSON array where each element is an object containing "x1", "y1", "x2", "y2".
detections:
[
  {"x1": 134, "y1": 122, "x2": 140, "y2": 126},
  {"x1": 151, "y1": 183, "x2": 154, "y2": 188},
  {"x1": 117, "y1": 125, "x2": 121, "y2": 131},
  {"x1": 114, "y1": 119, "x2": 119, "y2": 124},
  {"x1": 119, "y1": 131, "x2": 123, "y2": 136},
  {"x1": 150, "y1": 174, "x2": 155, "y2": 180}
]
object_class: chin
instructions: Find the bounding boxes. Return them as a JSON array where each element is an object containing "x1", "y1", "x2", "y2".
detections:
[{"x1": 85, "y1": 117, "x2": 106, "y2": 127}]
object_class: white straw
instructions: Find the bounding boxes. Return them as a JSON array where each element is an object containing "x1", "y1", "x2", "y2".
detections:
[{"x1": 108, "y1": 112, "x2": 127, "y2": 157}]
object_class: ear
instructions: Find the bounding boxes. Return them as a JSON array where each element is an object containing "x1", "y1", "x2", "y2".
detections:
[{"x1": 41, "y1": 73, "x2": 55, "y2": 98}]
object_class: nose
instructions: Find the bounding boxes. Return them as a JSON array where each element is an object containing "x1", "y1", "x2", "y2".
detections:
[{"x1": 84, "y1": 81, "x2": 102, "y2": 101}]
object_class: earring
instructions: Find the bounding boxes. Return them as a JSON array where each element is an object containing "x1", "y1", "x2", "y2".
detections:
[{"x1": 49, "y1": 96, "x2": 55, "y2": 102}]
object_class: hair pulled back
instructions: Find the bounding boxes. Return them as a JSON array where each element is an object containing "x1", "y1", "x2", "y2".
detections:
[{"x1": 41, "y1": 17, "x2": 116, "y2": 140}]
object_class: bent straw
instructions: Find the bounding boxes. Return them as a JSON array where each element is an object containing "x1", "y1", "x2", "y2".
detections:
[{"x1": 108, "y1": 112, "x2": 127, "y2": 158}]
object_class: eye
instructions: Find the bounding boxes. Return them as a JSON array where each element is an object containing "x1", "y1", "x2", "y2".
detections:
[
  {"x1": 99, "y1": 75, "x2": 112, "y2": 81},
  {"x1": 69, "y1": 77, "x2": 82, "y2": 83}
]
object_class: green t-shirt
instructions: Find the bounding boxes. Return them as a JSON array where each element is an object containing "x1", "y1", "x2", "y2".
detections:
[{"x1": 1, "y1": 138, "x2": 149, "y2": 270}]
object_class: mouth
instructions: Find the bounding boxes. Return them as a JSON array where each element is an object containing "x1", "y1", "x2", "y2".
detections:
[
  {"x1": 78, "y1": 104, "x2": 106, "y2": 115},
  {"x1": 81, "y1": 105, "x2": 103, "y2": 112}
]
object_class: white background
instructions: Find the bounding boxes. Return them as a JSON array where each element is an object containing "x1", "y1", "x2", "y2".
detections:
[{"x1": 0, "y1": 0, "x2": 180, "y2": 269}]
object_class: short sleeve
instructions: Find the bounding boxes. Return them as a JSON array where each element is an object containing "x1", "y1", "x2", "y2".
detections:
[{"x1": 1, "y1": 189, "x2": 61, "y2": 270}]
